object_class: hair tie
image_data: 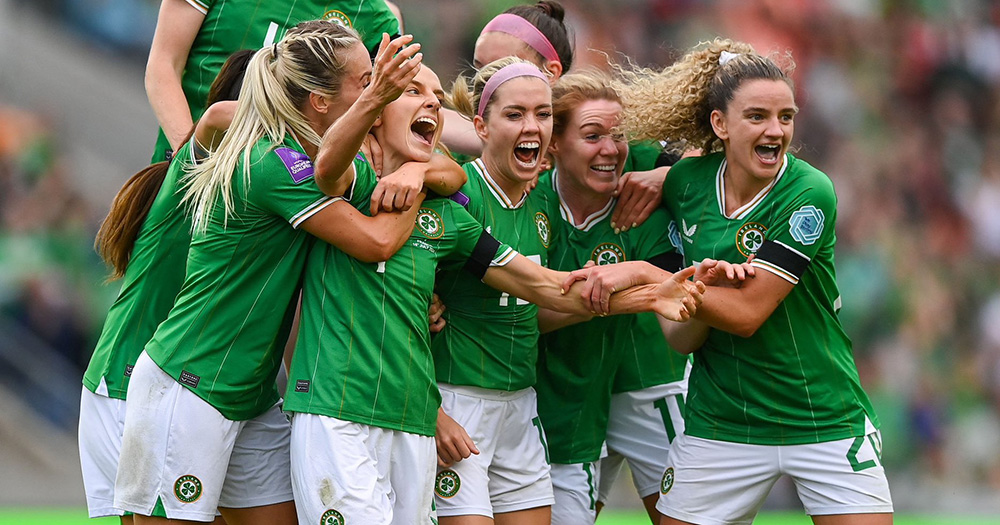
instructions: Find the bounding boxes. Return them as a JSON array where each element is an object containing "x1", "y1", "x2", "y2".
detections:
[
  {"x1": 477, "y1": 63, "x2": 548, "y2": 118},
  {"x1": 481, "y1": 13, "x2": 560, "y2": 66},
  {"x1": 719, "y1": 51, "x2": 740, "y2": 66}
]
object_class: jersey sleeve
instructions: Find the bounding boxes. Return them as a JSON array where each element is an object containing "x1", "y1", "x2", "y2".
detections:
[
  {"x1": 440, "y1": 200, "x2": 516, "y2": 278},
  {"x1": 751, "y1": 174, "x2": 837, "y2": 284},
  {"x1": 248, "y1": 146, "x2": 337, "y2": 229},
  {"x1": 629, "y1": 207, "x2": 676, "y2": 261},
  {"x1": 184, "y1": 0, "x2": 210, "y2": 15}
]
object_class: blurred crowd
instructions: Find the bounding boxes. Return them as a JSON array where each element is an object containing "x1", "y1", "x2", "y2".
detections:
[{"x1": 1, "y1": 0, "x2": 998, "y2": 492}]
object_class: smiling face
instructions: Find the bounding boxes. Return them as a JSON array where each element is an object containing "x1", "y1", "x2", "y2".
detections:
[
  {"x1": 550, "y1": 98, "x2": 628, "y2": 199},
  {"x1": 372, "y1": 66, "x2": 444, "y2": 170},
  {"x1": 711, "y1": 78, "x2": 797, "y2": 185},
  {"x1": 475, "y1": 76, "x2": 553, "y2": 190}
]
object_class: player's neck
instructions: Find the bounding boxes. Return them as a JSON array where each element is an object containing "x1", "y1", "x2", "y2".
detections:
[{"x1": 555, "y1": 171, "x2": 612, "y2": 227}]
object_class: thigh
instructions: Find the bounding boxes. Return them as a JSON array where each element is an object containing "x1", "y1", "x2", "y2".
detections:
[
  {"x1": 655, "y1": 435, "x2": 779, "y2": 525},
  {"x1": 435, "y1": 385, "x2": 500, "y2": 519},
  {"x1": 220, "y1": 403, "x2": 293, "y2": 509},
  {"x1": 784, "y1": 432, "x2": 893, "y2": 517},
  {"x1": 289, "y1": 414, "x2": 391, "y2": 525},
  {"x1": 606, "y1": 385, "x2": 686, "y2": 499},
  {"x1": 550, "y1": 462, "x2": 599, "y2": 525},
  {"x1": 388, "y1": 430, "x2": 437, "y2": 525},
  {"x1": 79, "y1": 388, "x2": 127, "y2": 518},
  {"x1": 115, "y1": 352, "x2": 241, "y2": 523},
  {"x1": 489, "y1": 388, "x2": 553, "y2": 514}
]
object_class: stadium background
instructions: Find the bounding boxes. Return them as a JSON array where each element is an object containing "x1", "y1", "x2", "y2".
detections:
[{"x1": 1, "y1": 0, "x2": 999, "y2": 522}]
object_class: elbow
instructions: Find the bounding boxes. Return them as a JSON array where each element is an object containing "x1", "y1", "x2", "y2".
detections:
[
  {"x1": 355, "y1": 236, "x2": 400, "y2": 263},
  {"x1": 731, "y1": 318, "x2": 764, "y2": 339}
]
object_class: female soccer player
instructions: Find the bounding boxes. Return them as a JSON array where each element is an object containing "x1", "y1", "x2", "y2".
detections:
[
  {"x1": 112, "y1": 23, "x2": 430, "y2": 524},
  {"x1": 529, "y1": 71, "x2": 692, "y2": 525},
  {"x1": 146, "y1": 0, "x2": 402, "y2": 162},
  {"x1": 285, "y1": 63, "x2": 703, "y2": 525},
  {"x1": 80, "y1": 50, "x2": 254, "y2": 525},
  {"x1": 566, "y1": 39, "x2": 893, "y2": 525}
]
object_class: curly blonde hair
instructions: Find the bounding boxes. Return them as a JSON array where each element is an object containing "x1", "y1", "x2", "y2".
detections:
[
  {"x1": 612, "y1": 38, "x2": 794, "y2": 154},
  {"x1": 448, "y1": 56, "x2": 545, "y2": 120}
]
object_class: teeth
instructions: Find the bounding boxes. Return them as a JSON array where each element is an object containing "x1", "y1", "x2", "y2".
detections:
[
  {"x1": 592, "y1": 165, "x2": 615, "y2": 172},
  {"x1": 517, "y1": 141, "x2": 540, "y2": 149},
  {"x1": 415, "y1": 117, "x2": 437, "y2": 130}
]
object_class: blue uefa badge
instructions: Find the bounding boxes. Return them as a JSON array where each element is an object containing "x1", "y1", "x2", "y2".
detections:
[
  {"x1": 667, "y1": 221, "x2": 684, "y2": 255},
  {"x1": 788, "y1": 205, "x2": 825, "y2": 245}
]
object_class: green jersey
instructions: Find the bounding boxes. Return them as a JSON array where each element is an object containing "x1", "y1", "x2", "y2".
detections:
[
  {"x1": 286, "y1": 164, "x2": 513, "y2": 436},
  {"x1": 623, "y1": 140, "x2": 663, "y2": 173},
  {"x1": 83, "y1": 142, "x2": 197, "y2": 399},
  {"x1": 152, "y1": 0, "x2": 400, "y2": 162},
  {"x1": 532, "y1": 170, "x2": 685, "y2": 463},
  {"x1": 145, "y1": 134, "x2": 336, "y2": 420},
  {"x1": 432, "y1": 159, "x2": 552, "y2": 391},
  {"x1": 662, "y1": 152, "x2": 879, "y2": 445}
]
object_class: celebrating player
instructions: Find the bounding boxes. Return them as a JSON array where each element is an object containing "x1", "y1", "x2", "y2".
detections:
[{"x1": 567, "y1": 39, "x2": 893, "y2": 525}]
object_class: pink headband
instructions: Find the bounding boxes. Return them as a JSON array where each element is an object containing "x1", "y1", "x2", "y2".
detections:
[
  {"x1": 477, "y1": 63, "x2": 548, "y2": 117},
  {"x1": 481, "y1": 13, "x2": 560, "y2": 66}
]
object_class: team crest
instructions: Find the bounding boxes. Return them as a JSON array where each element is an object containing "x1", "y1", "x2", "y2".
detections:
[
  {"x1": 592, "y1": 243, "x2": 626, "y2": 266},
  {"x1": 788, "y1": 205, "x2": 825, "y2": 246},
  {"x1": 322, "y1": 10, "x2": 353, "y2": 28},
  {"x1": 416, "y1": 208, "x2": 444, "y2": 239},
  {"x1": 660, "y1": 467, "x2": 674, "y2": 495},
  {"x1": 320, "y1": 509, "x2": 345, "y2": 525},
  {"x1": 435, "y1": 470, "x2": 461, "y2": 498},
  {"x1": 535, "y1": 212, "x2": 551, "y2": 248},
  {"x1": 736, "y1": 222, "x2": 768, "y2": 258},
  {"x1": 174, "y1": 474, "x2": 202, "y2": 503}
]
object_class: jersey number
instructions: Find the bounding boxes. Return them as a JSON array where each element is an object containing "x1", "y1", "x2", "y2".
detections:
[
  {"x1": 653, "y1": 394, "x2": 686, "y2": 443},
  {"x1": 499, "y1": 255, "x2": 541, "y2": 306}
]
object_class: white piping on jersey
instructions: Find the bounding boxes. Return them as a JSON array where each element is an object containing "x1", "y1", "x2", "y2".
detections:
[
  {"x1": 552, "y1": 169, "x2": 614, "y2": 232},
  {"x1": 750, "y1": 259, "x2": 798, "y2": 285},
  {"x1": 715, "y1": 154, "x2": 789, "y2": 220},
  {"x1": 184, "y1": 0, "x2": 209, "y2": 15},
  {"x1": 491, "y1": 246, "x2": 519, "y2": 267},
  {"x1": 291, "y1": 196, "x2": 340, "y2": 229},
  {"x1": 772, "y1": 239, "x2": 811, "y2": 262},
  {"x1": 471, "y1": 158, "x2": 528, "y2": 209}
]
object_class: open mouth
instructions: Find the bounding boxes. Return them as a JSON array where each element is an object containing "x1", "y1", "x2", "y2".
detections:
[
  {"x1": 754, "y1": 144, "x2": 781, "y2": 164},
  {"x1": 410, "y1": 117, "x2": 437, "y2": 146},
  {"x1": 591, "y1": 164, "x2": 616, "y2": 174},
  {"x1": 513, "y1": 141, "x2": 540, "y2": 168}
]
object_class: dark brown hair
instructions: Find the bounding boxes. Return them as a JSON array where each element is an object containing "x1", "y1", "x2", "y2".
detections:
[{"x1": 504, "y1": 1, "x2": 574, "y2": 71}]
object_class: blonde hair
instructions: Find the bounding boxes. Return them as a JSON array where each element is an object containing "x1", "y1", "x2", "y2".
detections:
[
  {"x1": 183, "y1": 21, "x2": 362, "y2": 232},
  {"x1": 551, "y1": 69, "x2": 620, "y2": 137},
  {"x1": 448, "y1": 56, "x2": 543, "y2": 120},
  {"x1": 612, "y1": 38, "x2": 794, "y2": 154}
]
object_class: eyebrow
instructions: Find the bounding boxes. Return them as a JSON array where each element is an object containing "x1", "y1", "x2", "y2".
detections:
[{"x1": 744, "y1": 106, "x2": 799, "y2": 114}]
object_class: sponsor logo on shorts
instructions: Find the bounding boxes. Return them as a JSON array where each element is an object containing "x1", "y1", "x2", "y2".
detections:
[
  {"x1": 322, "y1": 10, "x2": 353, "y2": 28},
  {"x1": 535, "y1": 212, "x2": 551, "y2": 248},
  {"x1": 295, "y1": 380, "x2": 310, "y2": 393},
  {"x1": 174, "y1": 474, "x2": 202, "y2": 503},
  {"x1": 435, "y1": 470, "x2": 461, "y2": 498},
  {"x1": 416, "y1": 208, "x2": 445, "y2": 239},
  {"x1": 179, "y1": 370, "x2": 200, "y2": 388},
  {"x1": 592, "y1": 242, "x2": 626, "y2": 266},
  {"x1": 735, "y1": 222, "x2": 767, "y2": 258},
  {"x1": 660, "y1": 467, "x2": 674, "y2": 495},
  {"x1": 124, "y1": 364, "x2": 134, "y2": 377},
  {"x1": 320, "y1": 509, "x2": 345, "y2": 525}
]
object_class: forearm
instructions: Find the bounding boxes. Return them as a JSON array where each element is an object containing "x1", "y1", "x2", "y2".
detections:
[
  {"x1": 145, "y1": 0, "x2": 203, "y2": 151},
  {"x1": 694, "y1": 286, "x2": 778, "y2": 338},
  {"x1": 147, "y1": 66, "x2": 194, "y2": 151},
  {"x1": 439, "y1": 109, "x2": 483, "y2": 156},
  {"x1": 314, "y1": 93, "x2": 385, "y2": 196},
  {"x1": 657, "y1": 316, "x2": 708, "y2": 354},
  {"x1": 537, "y1": 308, "x2": 592, "y2": 334},
  {"x1": 422, "y1": 153, "x2": 467, "y2": 196}
]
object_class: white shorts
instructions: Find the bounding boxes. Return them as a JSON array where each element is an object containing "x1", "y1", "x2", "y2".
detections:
[
  {"x1": 551, "y1": 462, "x2": 599, "y2": 525},
  {"x1": 434, "y1": 384, "x2": 554, "y2": 517},
  {"x1": 657, "y1": 429, "x2": 893, "y2": 525},
  {"x1": 79, "y1": 388, "x2": 129, "y2": 518},
  {"x1": 598, "y1": 381, "x2": 687, "y2": 502},
  {"x1": 114, "y1": 351, "x2": 293, "y2": 522},
  {"x1": 289, "y1": 413, "x2": 436, "y2": 525}
]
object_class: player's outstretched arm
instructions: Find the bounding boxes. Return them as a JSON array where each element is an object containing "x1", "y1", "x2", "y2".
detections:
[
  {"x1": 483, "y1": 255, "x2": 702, "y2": 321},
  {"x1": 300, "y1": 191, "x2": 426, "y2": 263},
  {"x1": 146, "y1": 0, "x2": 206, "y2": 152}
]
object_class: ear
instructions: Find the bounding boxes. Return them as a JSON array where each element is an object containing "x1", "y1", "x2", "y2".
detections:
[
  {"x1": 710, "y1": 108, "x2": 728, "y2": 141},
  {"x1": 547, "y1": 135, "x2": 559, "y2": 155},
  {"x1": 372, "y1": 114, "x2": 383, "y2": 129},
  {"x1": 309, "y1": 91, "x2": 330, "y2": 114},
  {"x1": 542, "y1": 59, "x2": 563, "y2": 80},
  {"x1": 473, "y1": 114, "x2": 489, "y2": 142}
]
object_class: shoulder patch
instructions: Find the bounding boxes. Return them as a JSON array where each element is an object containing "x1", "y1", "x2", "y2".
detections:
[
  {"x1": 788, "y1": 205, "x2": 825, "y2": 245},
  {"x1": 274, "y1": 147, "x2": 314, "y2": 184},
  {"x1": 448, "y1": 191, "x2": 471, "y2": 208}
]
